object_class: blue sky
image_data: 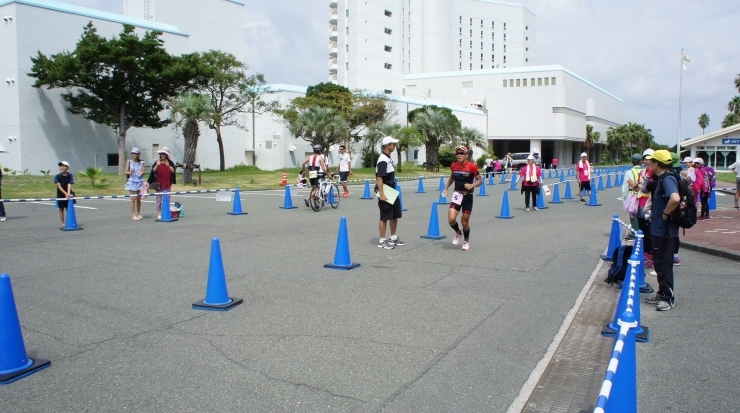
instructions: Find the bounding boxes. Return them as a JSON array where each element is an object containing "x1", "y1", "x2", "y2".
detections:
[{"x1": 63, "y1": 0, "x2": 740, "y2": 146}]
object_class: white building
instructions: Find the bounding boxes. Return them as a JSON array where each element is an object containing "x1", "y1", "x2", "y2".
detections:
[
  {"x1": 678, "y1": 123, "x2": 740, "y2": 171},
  {"x1": 331, "y1": 0, "x2": 536, "y2": 93},
  {"x1": 0, "y1": 0, "x2": 245, "y2": 174}
]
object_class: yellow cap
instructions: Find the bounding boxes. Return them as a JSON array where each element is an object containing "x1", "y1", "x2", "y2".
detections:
[{"x1": 646, "y1": 149, "x2": 672, "y2": 164}]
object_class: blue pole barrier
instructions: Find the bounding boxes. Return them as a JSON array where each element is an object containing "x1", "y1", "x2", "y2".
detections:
[
  {"x1": 595, "y1": 311, "x2": 639, "y2": 413},
  {"x1": 602, "y1": 215, "x2": 622, "y2": 260}
]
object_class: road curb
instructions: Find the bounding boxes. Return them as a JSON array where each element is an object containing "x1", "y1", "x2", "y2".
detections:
[{"x1": 680, "y1": 240, "x2": 740, "y2": 262}]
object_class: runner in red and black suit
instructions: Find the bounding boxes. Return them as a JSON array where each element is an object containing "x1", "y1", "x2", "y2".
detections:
[{"x1": 442, "y1": 146, "x2": 481, "y2": 251}]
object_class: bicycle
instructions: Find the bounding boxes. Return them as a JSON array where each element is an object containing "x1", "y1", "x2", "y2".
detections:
[{"x1": 309, "y1": 174, "x2": 340, "y2": 212}]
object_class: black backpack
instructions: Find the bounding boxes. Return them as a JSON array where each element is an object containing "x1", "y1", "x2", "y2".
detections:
[
  {"x1": 660, "y1": 171, "x2": 697, "y2": 231},
  {"x1": 605, "y1": 245, "x2": 633, "y2": 285}
]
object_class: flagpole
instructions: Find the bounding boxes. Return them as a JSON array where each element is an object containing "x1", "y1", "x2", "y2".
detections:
[{"x1": 677, "y1": 49, "x2": 683, "y2": 156}]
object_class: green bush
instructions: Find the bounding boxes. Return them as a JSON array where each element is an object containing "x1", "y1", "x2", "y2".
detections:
[
  {"x1": 438, "y1": 147, "x2": 455, "y2": 167},
  {"x1": 476, "y1": 154, "x2": 489, "y2": 169},
  {"x1": 361, "y1": 147, "x2": 380, "y2": 168}
]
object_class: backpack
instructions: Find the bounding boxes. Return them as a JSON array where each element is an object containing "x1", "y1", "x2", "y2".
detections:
[
  {"x1": 704, "y1": 167, "x2": 716, "y2": 189},
  {"x1": 660, "y1": 171, "x2": 697, "y2": 230},
  {"x1": 605, "y1": 245, "x2": 634, "y2": 285}
]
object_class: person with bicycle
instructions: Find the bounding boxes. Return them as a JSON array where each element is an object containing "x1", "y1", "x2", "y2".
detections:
[
  {"x1": 302, "y1": 144, "x2": 330, "y2": 208},
  {"x1": 376, "y1": 136, "x2": 404, "y2": 249}
]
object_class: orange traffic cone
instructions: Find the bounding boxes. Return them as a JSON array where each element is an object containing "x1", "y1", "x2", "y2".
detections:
[{"x1": 280, "y1": 170, "x2": 288, "y2": 186}]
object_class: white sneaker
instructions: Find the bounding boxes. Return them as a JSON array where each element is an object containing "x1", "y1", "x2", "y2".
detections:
[
  {"x1": 0, "y1": 217, "x2": 5, "y2": 222},
  {"x1": 462, "y1": 241, "x2": 470, "y2": 251},
  {"x1": 452, "y1": 232, "x2": 462, "y2": 245},
  {"x1": 649, "y1": 270, "x2": 657, "y2": 276}
]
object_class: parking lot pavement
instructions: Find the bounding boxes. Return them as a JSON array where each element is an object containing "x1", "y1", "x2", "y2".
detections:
[{"x1": 0, "y1": 181, "x2": 643, "y2": 412}]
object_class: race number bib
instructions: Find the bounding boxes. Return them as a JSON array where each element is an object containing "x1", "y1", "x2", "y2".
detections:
[
  {"x1": 308, "y1": 170, "x2": 318, "y2": 179},
  {"x1": 451, "y1": 191, "x2": 464, "y2": 205}
]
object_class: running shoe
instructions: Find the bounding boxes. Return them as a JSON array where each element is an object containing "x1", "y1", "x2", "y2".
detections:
[
  {"x1": 452, "y1": 232, "x2": 462, "y2": 245},
  {"x1": 673, "y1": 256, "x2": 681, "y2": 265},
  {"x1": 533, "y1": 207, "x2": 539, "y2": 211},
  {"x1": 526, "y1": 207, "x2": 530, "y2": 212},
  {"x1": 304, "y1": 198, "x2": 309, "y2": 207},
  {"x1": 461, "y1": 241, "x2": 470, "y2": 251},
  {"x1": 388, "y1": 237, "x2": 405, "y2": 246},
  {"x1": 645, "y1": 294, "x2": 662, "y2": 304},
  {"x1": 649, "y1": 270, "x2": 657, "y2": 276},
  {"x1": 656, "y1": 300, "x2": 674, "y2": 311},
  {"x1": 0, "y1": 217, "x2": 5, "y2": 222},
  {"x1": 378, "y1": 240, "x2": 394, "y2": 250},
  {"x1": 579, "y1": 199, "x2": 586, "y2": 203}
]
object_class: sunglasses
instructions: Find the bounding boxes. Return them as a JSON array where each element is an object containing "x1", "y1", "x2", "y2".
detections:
[{"x1": 456, "y1": 152, "x2": 466, "y2": 155}]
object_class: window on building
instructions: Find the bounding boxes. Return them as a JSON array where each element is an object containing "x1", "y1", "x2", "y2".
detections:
[
  {"x1": 504, "y1": 45, "x2": 506, "y2": 51},
  {"x1": 470, "y1": 29, "x2": 472, "y2": 36},
  {"x1": 384, "y1": 9, "x2": 392, "y2": 17},
  {"x1": 459, "y1": 27, "x2": 462, "y2": 35},
  {"x1": 385, "y1": 45, "x2": 392, "y2": 52},
  {"x1": 503, "y1": 55, "x2": 506, "y2": 63},
  {"x1": 481, "y1": 42, "x2": 483, "y2": 49},
  {"x1": 492, "y1": 44, "x2": 495, "y2": 51},
  {"x1": 503, "y1": 79, "x2": 507, "y2": 87},
  {"x1": 459, "y1": 39, "x2": 462, "y2": 46},
  {"x1": 492, "y1": 55, "x2": 495, "y2": 61},
  {"x1": 526, "y1": 47, "x2": 528, "y2": 51},
  {"x1": 481, "y1": 31, "x2": 483, "y2": 38},
  {"x1": 384, "y1": 63, "x2": 392, "y2": 69},
  {"x1": 480, "y1": 53, "x2": 483, "y2": 61},
  {"x1": 545, "y1": 77, "x2": 549, "y2": 85},
  {"x1": 345, "y1": 27, "x2": 349, "y2": 34},
  {"x1": 346, "y1": 62, "x2": 349, "y2": 69},
  {"x1": 492, "y1": 21, "x2": 495, "y2": 29},
  {"x1": 346, "y1": 44, "x2": 349, "y2": 52},
  {"x1": 470, "y1": 40, "x2": 472, "y2": 48},
  {"x1": 469, "y1": 52, "x2": 472, "y2": 59},
  {"x1": 107, "y1": 153, "x2": 119, "y2": 167},
  {"x1": 459, "y1": 50, "x2": 462, "y2": 58},
  {"x1": 504, "y1": 34, "x2": 506, "y2": 41},
  {"x1": 526, "y1": 37, "x2": 529, "y2": 41},
  {"x1": 384, "y1": 89, "x2": 392, "y2": 94},
  {"x1": 459, "y1": 62, "x2": 462, "y2": 69},
  {"x1": 551, "y1": 77, "x2": 556, "y2": 85},
  {"x1": 459, "y1": 16, "x2": 462, "y2": 24},
  {"x1": 526, "y1": 25, "x2": 528, "y2": 30},
  {"x1": 384, "y1": 27, "x2": 392, "y2": 34},
  {"x1": 481, "y1": 64, "x2": 483, "y2": 69},
  {"x1": 538, "y1": 78, "x2": 542, "y2": 86},
  {"x1": 509, "y1": 79, "x2": 513, "y2": 87},
  {"x1": 504, "y1": 22, "x2": 506, "y2": 29},
  {"x1": 526, "y1": 58, "x2": 529, "y2": 62},
  {"x1": 523, "y1": 79, "x2": 527, "y2": 86},
  {"x1": 492, "y1": 33, "x2": 495, "y2": 40},
  {"x1": 531, "y1": 78, "x2": 535, "y2": 85},
  {"x1": 346, "y1": 9, "x2": 349, "y2": 16},
  {"x1": 470, "y1": 17, "x2": 472, "y2": 25},
  {"x1": 516, "y1": 79, "x2": 520, "y2": 87},
  {"x1": 481, "y1": 20, "x2": 483, "y2": 27},
  {"x1": 469, "y1": 63, "x2": 472, "y2": 70}
]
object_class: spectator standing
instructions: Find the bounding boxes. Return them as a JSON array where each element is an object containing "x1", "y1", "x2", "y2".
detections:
[
  {"x1": 551, "y1": 156, "x2": 558, "y2": 170},
  {"x1": 729, "y1": 159, "x2": 740, "y2": 209},
  {"x1": 125, "y1": 148, "x2": 145, "y2": 221},
  {"x1": 516, "y1": 155, "x2": 542, "y2": 212},
  {"x1": 376, "y1": 137, "x2": 404, "y2": 249},
  {"x1": 622, "y1": 154, "x2": 643, "y2": 239},
  {"x1": 694, "y1": 158, "x2": 710, "y2": 220},
  {"x1": 335, "y1": 145, "x2": 352, "y2": 197},
  {"x1": 576, "y1": 152, "x2": 592, "y2": 202},
  {"x1": 54, "y1": 161, "x2": 74, "y2": 227},
  {"x1": 503, "y1": 153, "x2": 514, "y2": 182},
  {"x1": 0, "y1": 164, "x2": 6, "y2": 222},
  {"x1": 296, "y1": 170, "x2": 307, "y2": 189},
  {"x1": 642, "y1": 150, "x2": 680, "y2": 311},
  {"x1": 484, "y1": 154, "x2": 494, "y2": 179},
  {"x1": 493, "y1": 158, "x2": 502, "y2": 178},
  {"x1": 148, "y1": 147, "x2": 176, "y2": 220}
]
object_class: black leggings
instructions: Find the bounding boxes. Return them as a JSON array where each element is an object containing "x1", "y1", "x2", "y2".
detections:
[
  {"x1": 524, "y1": 185, "x2": 538, "y2": 207},
  {"x1": 700, "y1": 192, "x2": 710, "y2": 217}
]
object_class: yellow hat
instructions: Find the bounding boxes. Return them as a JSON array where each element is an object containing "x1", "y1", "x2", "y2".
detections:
[{"x1": 646, "y1": 149, "x2": 672, "y2": 164}]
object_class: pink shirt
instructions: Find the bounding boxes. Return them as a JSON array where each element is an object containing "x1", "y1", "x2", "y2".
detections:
[
  {"x1": 576, "y1": 161, "x2": 591, "y2": 182},
  {"x1": 522, "y1": 164, "x2": 542, "y2": 186},
  {"x1": 552, "y1": 158, "x2": 558, "y2": 166}
]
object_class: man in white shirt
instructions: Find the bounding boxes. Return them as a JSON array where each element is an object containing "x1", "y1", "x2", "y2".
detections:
[
  {"x1": 729, "y1": 160, "x2": 740, "y2": 209},
  {"x1": 335, "y1": 145, "x2": 352, "y2": 197}
]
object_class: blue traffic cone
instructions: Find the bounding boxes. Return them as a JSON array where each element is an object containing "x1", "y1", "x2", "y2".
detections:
[
  {"x1": 157, "y1": 191, "x2": 178, "y2": 222},
  {"x1": 360, "y1": 179, "x2": 372, "y2": 199},
  {"x1": 438, "y1": 190, "x2": 449, "y2": 205},
  {"x1": 61, "y1": 195, "x2": 82, "y2": 231},
  {"x1": 590, "y1": 178, "x2": 596, "y2": 193},
  {"x1": 495, "y1": 191, "x2": 514, "y2": 219},
  {"x1": 227, "y1": 186, "x2": 248, "y2": 215},
  {"x1": 601, "y1": 215, "x2": 622, "y2": 260},
  {"x1": 421, "y1": 202, "x2": 447, "y2": 239},
  {"x1": 606, "y1": 174, "x2": 613, "y2": 188},
  {"x1": 709, "y1": 189, "x2": 717, "y2": 211},
  {"x1": 559, "y1": 170, "x2": 565, "y2": 182},
  {"x1": 508, "y1": 173, "x2": 518, "y2": 190},
  {"x1": 488, "y1": 173, "x2": 494, "y2": 185},
  {"x1": 602, "y1": 311, "x2": 638, "y2": 413},
  {"x1": 598, "y1": 176, "x2": 604, "y2": 191},
  {"x1": 192, "y1": 238, "x2": 243, "y2": 311},
  {"x1": 548, "y1": 169, "x2": 552, "y2": 179},
  {"x1": 562, "y1": 181, "x2": 574, "y2": 199},
  {"x1": 438, "y1": 176, "x2": 445, "y2": 192},
  {"x1": 500, "y1": 172, "x2": 506, "y2": 184},
  {"x1": 327, "y1": 186, "x2": 336, "y2": 205},
  {"x1": 586, "y1": 184, "x2": 602, "y2": 206},
  {"x1": 478, "y1": 179, "x2": 488, "y2": 196},
  {"x1": 536, "y1": 187, "x2": 548, "y2": 209},
  {"x1": 548, "y1": 184, "x2": 562, "y2": 204},
  {"x1": 0, "y1": 273, "x2": 51, "y2": 384},
  {"x1": 603, "y1": 253, "x2": 639, "y2": 335},
  {"x1": 325, "y1": 216, "x2": 361, "y2": 270},
  {"x1": 279, "y1": 184, "x2": 297, "y2": 209},
  {"x1": 416, "y1": 177, "x2": 426, "y2": 193},
  {"x1": 398, "y1": 185, "x2": 407, "y2": 211}
]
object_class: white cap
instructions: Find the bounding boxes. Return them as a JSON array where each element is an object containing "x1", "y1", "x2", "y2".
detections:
[
  {"x1": 642, "y1": 149, "x2": 654, "y2": 158},
  {"x1": 381, "y1": 136, "x2": 399, "y2": 146},
  {"x1": 526, "y1": 154, "x2": 535, "y2": 160},
  {"x1": 682, "y1": 157, "x2": 694, "y2": 163},
  {"x1": 580, "y1": 152, "x2": 587, "y2": 157},
  {"x1": 694, "y1": 158, "x2": 704, "y2": 164},
  {"x1": 58, "y1": 161, "x2": 69, "y2": 167},
  {"x1": 131, "y1": 147, "x2": 141, "y2": 154}
]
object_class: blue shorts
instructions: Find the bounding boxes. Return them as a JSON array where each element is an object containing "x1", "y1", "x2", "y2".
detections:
[{"x1": 339, "y1": 171, "x2": 349, "y2": 183}]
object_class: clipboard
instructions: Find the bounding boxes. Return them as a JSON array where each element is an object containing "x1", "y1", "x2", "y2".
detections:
[{"x1": 376, "y1": 184, "x2": 399, "y2": 204}]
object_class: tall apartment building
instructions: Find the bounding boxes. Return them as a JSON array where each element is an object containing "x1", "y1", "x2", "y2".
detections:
[{"x1": 329, "y1": 0, "x2": 536, "y2": 93}]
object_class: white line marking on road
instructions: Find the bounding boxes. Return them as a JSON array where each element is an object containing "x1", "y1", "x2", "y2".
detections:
[
  {"x1": 31, "y1": 202, "x2": 97, "y2": 210},
  {"x1": 506, "y1": 255, "x2": 606, "y2": 413}
]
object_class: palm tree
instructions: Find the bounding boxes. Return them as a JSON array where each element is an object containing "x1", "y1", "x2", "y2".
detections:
[
  {"x1": 77, "y1": 167, "x2": 105, "y2": 187},
  {"x1": 396, "y1": 126, "x2": 424, "y2": 170},
  {"x1": 722, "y1": 113, "x2": 740, "y2": 129},
  {"x1": 412, "y1": 107, "x2": 461, "y2": 165},
  {"x1": 455, "y1": 126, "x2": 487, "y2": 150},
  {"x1": 169, "y1": 92, "x2": 214, "y2": 184},
  {"x1": 365, "y1": 121, "x2": 401, "y2": 169},
  {"x1": 728, "y1": 96, "x2": 740, "y2": 116},
  {"x1": 698, "y1": 113, "x2": 710, "y2": 134},
  {"x1": 735, "y1": 74, "x2": 740, "y2": 93},
  {"x1": 584, "y1": 124, "x2": 600, "y2": 156},
  {"x1": 606, "y1": 125, "x2": 626, "y2": 162},
  {"x1": 288, "y1": 106, "x2": 348, "y2": 150}
]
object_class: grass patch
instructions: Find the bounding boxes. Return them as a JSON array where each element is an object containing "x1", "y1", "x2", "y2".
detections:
[
  {"x1": 716, "y1": 172, "x2": 737, "y2": 186},
  {"x1": 1, "y1": 164, "x2": 449, "y2": 199}
]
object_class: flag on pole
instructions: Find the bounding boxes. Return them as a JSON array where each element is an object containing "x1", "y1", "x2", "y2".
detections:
[{"x1": 681, "y1": 51, "x2": 690, "y2": 70}]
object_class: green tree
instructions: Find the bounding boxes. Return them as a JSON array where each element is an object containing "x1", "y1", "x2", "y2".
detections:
[
  {"x1": 584, "y1": 124, "x2": 601, "y2": 151},
  {"x1": 728, "y1": 96, "x2": 740, "y2": 116},
  {"x1": 722, "y1": 113, "x2": 739, "y2": 128},
  {"x1": 169, "y1": 92, "x2": 214, "y2": 184},
  {"x1": 735, "y1": 73, "x2": 740, "y2": 93},
  {"x1": 698, "y1": 113, "x2": 710, "y2": 134},
  {"x1": 411, "y1": 106, "x2": 461, "y2": 166},
  {"x1": 28, "y1": 22, "x2": 202, "y2": 174},
  {"x1": 77, "y1": 167, "x2": 105, "y2": 187},
  {"x1": 455, "y1": 126, "x2": 486, "y2": 149},
  {"x1": 396, "y1": 126, "x2": 424, "y2": 170},
  {"x1": 288, "y1": 106, "x2": 348, "y2": 150},
  {"x1": 365, "y1": 121, "x2": 400, "y2": 169},
  {"x1": 606, "y1": 125, "x2": 626, "y2": 162}
]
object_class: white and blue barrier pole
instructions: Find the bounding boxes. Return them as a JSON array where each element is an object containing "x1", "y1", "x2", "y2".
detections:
[{"x1": 594, "y1": 310, "x2": 639, "y2": 413}]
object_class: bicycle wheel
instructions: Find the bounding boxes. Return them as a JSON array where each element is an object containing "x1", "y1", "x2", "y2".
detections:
[
  {"x1": 329, "y1": 183, "x2": 340, "y2": 209},
  {"x1": 310, "y1": 192, "x2": 322, "y2": 212}
]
